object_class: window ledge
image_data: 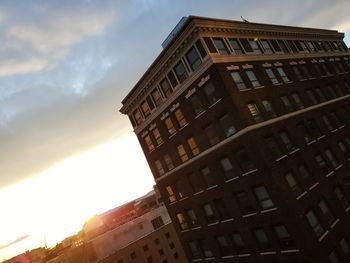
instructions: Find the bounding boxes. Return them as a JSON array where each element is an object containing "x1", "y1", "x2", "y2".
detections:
[
  {"x1": 179, "y1": 123, "x2": 189, "y2": 130},
  {"x1": 318, "y1": 230, "x2": 329, "y2": 242},
  {"x1": 221, "y1": 255, "x2": 235, "y2": 259},
  {"x1": 194, "y1": 110, "x2": 206, "y2": 119},
  {"x1": 330, "y1": 218, "x2": 340, "y2": 229},
  {"x1": 339, "y1": 125, "x2": 346, "y2": 129},
  {"x1": 261, "y1": 207, "x2": 278, "y2": 214},
  {"x1": 208, "y1": 98, "x2": 222, "y2": 109},
  {"x1": 326, "y1": 171, "x2": 335, "y2": 178},
  {"x1": 346, "y1": 206, "x2": 350, "y2": 212},
  {"x1": 260, "y1": 251, "x2": 277, "y2": 256},
  {"x1": 289, "y1": 148, "x2": 300, "y2": 154},
  {"x1": 193, "y1": 259, "x2": 202, "y2": 262},
  {"x1": 207, "y1": 222, "x2": 219, "y2": 227},
  {"x1": 307, "y1": 140, "x2": 317, "y2": 145},
  {"x1": 181, "y1": 229, "x2": 190, "y2": 233},
  {"x1": 206, "y1": 185, "x2": 218, "y2": 190},
  {"x1": 203, "y1": 257, "x2": 215, "y2": 261},
  {"x1": 193, "y1": 190, "x2": 204, "y2": 196},
  {"x1": 242, "y1": 212, "x2": 257, "y2": 218},
  {"x1": 281, "y1": 249, "x2": 300, "y2": 254},
  {"x1": 179, "y1": 196, "x2": 188, "y2": 201},
  {"x1": 317, "y1": 135, "x2": 326, "y2": 140},
  {"x1": 238, "y1": 253, "x2": 251, "y2": 257},
  {"x1": 331, "y1": 129, "x2": 338, "y2": 133},
  {"x1": 225, "y1": 176, "x2": 239, "y2": 183},
  {"x1": 191, "y1": 226, "x2": 201, "y2": 231},
  {"x1": 242, "y1": 169, "x2": 258, "y2": 176},
  {"x1": 221, "y1": 218, "x2": 234, "y2": 223},
  {"x1": 169, "y1": 201, "x2": 177, "y2": 205},
  {"x1": 309, "y1": 182, "x2": 319, "y2": 190},
  {"x1": 273, "y1": 82, "x2": 283, "y2": 86},
  {"x1": 254, "y1": 86, "x2": 265, "y2": 89},
  {"x1": 169, "y1": 132, "x2": 177, "y2": 139},
  {"x1": 296, "y1": 191, "x2": 308, "y2": 200},
  {"x1": 335, "y1": 164, "x2": 343, "y2": 170},
  {"x1": 276, "y1": 155, "x2": 287, "y2": 162}
]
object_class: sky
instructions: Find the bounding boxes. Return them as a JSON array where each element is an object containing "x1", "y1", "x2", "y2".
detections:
[{"x1": 0, "y1": 0, "x2": 350, "y2": 260}]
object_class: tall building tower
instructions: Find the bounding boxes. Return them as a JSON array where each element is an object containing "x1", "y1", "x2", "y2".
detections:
[{"x1": 120, "y1": 16, "x2": 350, "y2": 262}]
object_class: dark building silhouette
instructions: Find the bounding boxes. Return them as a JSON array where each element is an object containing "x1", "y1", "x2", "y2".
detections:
[{"x1": 120, "y1": 16, "x2": 350, "y2": 262}]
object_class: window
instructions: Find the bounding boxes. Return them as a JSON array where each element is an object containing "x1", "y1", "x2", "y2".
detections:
[
  {"x1": 195, "y1": 39, "x2": 207, "y2": 58},
  {"x1": 190, "y1": 93, "x2": 205, "y2": 115},
  {"x1": 318, "y1": 199, "x2": 335, "y2": 225},
  {"x1": 158, "y1": 249, "x2": 164, "y2": 255},
  {"x1": 154, "y1": 238, "x2": 160, "y2": 245},
  {"x1": 141, "y1": 100, "x2": 151, "y2": 117},
  {"x1": 160, "y1": 78, "x2": 173, "y2": 98},
  {"x1": 174, "y1": 109, "x2": 187, "y2": 128},
  {"x1": 186, "y1": 46, "x2": 202, "y2": 71},
  {"x1": 235, "y1": 149, "x2": 256, "y2": 173},
  {"x1": 214, "y1": 198, "x2": 232, "y2": 220},
  {"x1": 143, "y1": 244, "x2": 149, "y2": 252},
  {"x1": 174, "y1": 61, "x2": 188, "y2": 83},
  {"x1": 204, "y1": 124, "x2": 220, "y2": 146},
  {"x1": 279, "y1": 131, "x2": 296, "y2": 152},
  {"x1": 307, "y1": 41, "x2": 316, "y2": 52},
  {"x1": 276, "y1": 67, "x2": 290, "y2": 82},
  {"x1": 265, "y1": 68, "x2": 280, "y2": 85},
  {"x1": 292, "y1": 66, "x2": 306, "y2": 80},
  {"x1": 151, "y1": 216, "x2": 164, "y2": 229},
  {"x1": 254, "y1": 228, "x2": 271, "y2": 249},
  {"x1": 235, "y1": 191, "x2": 254, "y2": 215},
  {"x1": 278, "y1": 40, "x2": 289, "y2": 53},
  {"x1": 166, "y1": 185, "x2": 176, "y2": 202},
  {"x1": 151, "y1": 88, "x2": 163, "y2": 106},
  {"x1": 291, "y1": 92, "x2": 305, "y2": 109},
  {"x1": 231, "y1": 232, "x2": 245, "y2": 250},
  {"x1": 186, "y1": 209, "x2": 198, "y2": 227},
  {"x1": 306, "y1": 210, "x2": 325, "y2": 238},
  {"x1": 299, "y1": 41, "x2": 309, "y2": 52},
  {"x1": 165, "y1": 117, "x2": 176, "y2": 135},
  {"x1": 176, "y1": 213, "x2": 188, "y2": 230},
  {"x1": 306, "y1": 89, "x2": 318, "y2": 105},
  {"x1": 130, "y1": 252, "x2": 136, "y2": 260},
  {"x1": 245, "y1": 70, "x2": 261, "y2": 87},
  {"x1": 188, "y1": 172, "x2": 204, "y2": 193},
  {"x1": 334, "y1": 187, "x2": 350, "y2": 209},
  {"x1": 200, "y1": 239, "x2": 214, "y2": 258},
  {"x1": 296, "y1": 123, "x2": 312, "y2": 144},
  {"x1": 145, "y1": 135, "x2": 155, "y2": 152},
  {"x1": 167, "y1": 71, "x2": 178, "y2": 88},
  {"x1": 152, "y1": 128, "x2": 163, "y2": 145},
  {"x1": 213, "y1": 38, "x2": 229, "y2": 54},
  {"x1": 220, "y1": 157, "x2": 235, "y2": 180},
  {"x1": 314, "y1": 154, "x2": 330, "y2": 173},
  {"x1": 202, "y1": 203, "x2": 217, "y2": 223},
  {"x1": 133, "y1": 108, "x2": 143, "y2": 125},
  {"x1": 253, "y1": 186, "x2": 274, "y2": 210},
  {"x1": 307, "y1": 119, "x2": 322, "y2": 138},
  {"x1": 248, "y1": 39, "x2": 262, "y2": 54},
  {"x1": 176, "y1": 179, "x2": 190, "y2": 199},
  {"x1": 261, "y1": 100, "x2": 277, "y2": 118},
  {"x1": 203, "y1": 81, "x2": 219, "y2": 105},
  {"x1": 187, "y1": 137, "x2": 200, "y2": 156},
  {"x1": 155, "y1": 160, "x2": 165, "y2": 176},
  {"x1": 260, "y1": 39, "x2": 273, "y2": 53},
  {"x1": 147, "y1": 256, "x2": 152, "y2": 263},
  {"x1": 216, "y1": 235, "x2": 231, "y2": 256},
  {"x1": 219, "y1": 114, "x2": 236, "y2": 137},
  {"x1": 164, "y1": 154, "x2": 174, "y2": 170},
  {"x1": 117, "y1": 260, "x2": 123, "y2": 263},
  {"x1": 324, "y1": 148, "x2": 338, "y2": 168},
  {"x1": 231, "y1": 71, "x2": 247, "y2": 90},
  {"x1": 322, "y1": 115, "x2": 334, "y2": 131},
  {"x1": 247, "y1": 103, "x2": 264, "y2": 122},
  {"x1": 266, "y1": 136, "x2": 284, "y2": 159},
  {"x1": 273, "y1": 225, "x2": 293, "y2": 247},
  {"x1": 281, "y1": 95, "x2": 294, "y2": 112},
  {"x1": 201, "y1": 167, "x2": 215, "y2": 187},
  {"x1": 314, "y1": 88, "x2": 326, "y2": 102},
  {"x1": 340, "y1": 237, "x2": 350, "y2": 255},
  {"x1": 298, "y1": 164, "x2": 315, "y2": 187},
  {"x1": 188, "y1": 241, "x2": 201, "y2": 259},
  {"x1": 285, "y1": 171, "x2": 303, "y2": 196},
  {"x1": 338, "y1": 140, "x2": 349, "y2": 156},
  {"x1": 229, "y1": 38, "x2": 244, "y2": 54},
  {"x1": 177, "y1": 144, "x2": 189, "y2": 162},
  {"x1": 328, "y1": 250, "x2": 340, "y2": 263}
]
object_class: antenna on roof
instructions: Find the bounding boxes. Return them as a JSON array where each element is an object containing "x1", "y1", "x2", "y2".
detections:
[{"x1": 241, "y1": 16, "x2": 250, "y2": 23}]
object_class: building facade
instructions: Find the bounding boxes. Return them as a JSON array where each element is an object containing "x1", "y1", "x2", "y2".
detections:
[{"x1": 120, "y1": 16, "x2": 350, "y2": 262}]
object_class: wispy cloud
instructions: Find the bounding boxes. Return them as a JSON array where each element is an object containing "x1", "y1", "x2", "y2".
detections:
[{"x1": 0, "y1": 234, "x2": 30, "y2": 250}]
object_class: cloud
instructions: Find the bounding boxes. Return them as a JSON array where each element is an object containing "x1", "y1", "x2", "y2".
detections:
[
  {"x1": 0, "y1": 3, "x2": 115, "y2": 77},
  {"x1": 0, "y1": 235, "x2": 30, "y2": 250}
]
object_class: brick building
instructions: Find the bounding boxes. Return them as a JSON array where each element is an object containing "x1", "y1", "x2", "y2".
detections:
[{"x1": 120, "y1": 16, "x2": 350, "y2": 262}]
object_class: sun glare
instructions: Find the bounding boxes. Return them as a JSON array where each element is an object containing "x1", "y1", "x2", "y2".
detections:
[{"x1": 0, "y1": 132, "x2": 154, "y2": 261}]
